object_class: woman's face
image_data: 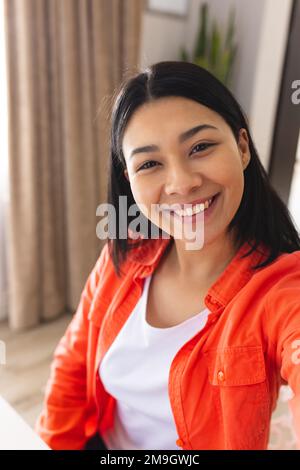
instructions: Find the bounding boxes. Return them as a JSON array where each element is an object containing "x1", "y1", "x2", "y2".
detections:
[{"x1": 122, "y1": 96, "x2": 250, "y2": 244}]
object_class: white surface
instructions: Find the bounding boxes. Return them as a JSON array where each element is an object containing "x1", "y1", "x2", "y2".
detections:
[
  {"x1": 0, "y1": 395, "x2": 50, "y2": 450},
  {"x1": 288, "y1": 131, "x2": 300, "y2": 234},
  {"x1": 100, "y1": 273, "x2": 211, "y2": 450},
  {"x1": 248, "y1": 0, "x2": 293, "y2": 170}
]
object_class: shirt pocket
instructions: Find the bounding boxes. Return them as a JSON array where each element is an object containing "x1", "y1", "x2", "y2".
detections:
[{"x1": 203, "y1": 345, "x2": 270, "y2": 449}]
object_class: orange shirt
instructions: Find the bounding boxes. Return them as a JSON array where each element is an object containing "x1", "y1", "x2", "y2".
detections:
[{"x1": 35, "y1": 237, "x2": 300, "y2": 450}]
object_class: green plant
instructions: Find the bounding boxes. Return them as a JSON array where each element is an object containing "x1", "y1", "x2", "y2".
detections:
[{"x1": 180, "y1": 3, "x2": 237, "y2": 87}]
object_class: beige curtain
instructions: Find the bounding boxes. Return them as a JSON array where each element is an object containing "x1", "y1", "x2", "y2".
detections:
[{"x1": 4, "y1": 0, "x2": 143, "y2": 331}]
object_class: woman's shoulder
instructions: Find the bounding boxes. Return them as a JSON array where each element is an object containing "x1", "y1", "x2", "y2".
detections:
[
  {"x1": 256, "y1": 248, "x2": 300, "y2": 285},
  {"x1": 261, "y1": 251, "x2": 300, "y2": 348},
  {"x1": 92, "y1": 240, "x2": 141, "y2": 289},
  {"x1": 260, "y1": 249, "x2": 300, "y2": 311},
  {"x1": 267, "y1": 249, "x2": 300, "y2": 273}
]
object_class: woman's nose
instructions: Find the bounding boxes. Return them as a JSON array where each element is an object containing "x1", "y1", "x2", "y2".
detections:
[{"x1": 164, "y1": 164, "x2": 203, "y2": 196}]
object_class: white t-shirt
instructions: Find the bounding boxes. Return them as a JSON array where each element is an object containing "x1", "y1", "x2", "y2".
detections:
[{"x1": 99, "y1": 274, "x2": 211, "y2": 450}]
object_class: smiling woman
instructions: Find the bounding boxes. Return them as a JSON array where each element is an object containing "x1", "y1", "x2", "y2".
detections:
[
  {"x1": 108, "y1": 61, "x2": 300, "y2": 279},
  {"x1": 121, "y1": 96, "x2": 249, "y2": 268},
  {"x1": 35, "y1": 61, "x2": 300, "y2": 451}
]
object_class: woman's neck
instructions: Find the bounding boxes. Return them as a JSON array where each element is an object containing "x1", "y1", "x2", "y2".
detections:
[{"x1": 166, "y1": 231, "x2": 240, "y2": 285}]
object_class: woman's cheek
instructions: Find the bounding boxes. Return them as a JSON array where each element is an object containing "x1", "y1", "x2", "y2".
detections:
[{"x1": 129, "y1": 186, "x2": 153, "y2": 220}]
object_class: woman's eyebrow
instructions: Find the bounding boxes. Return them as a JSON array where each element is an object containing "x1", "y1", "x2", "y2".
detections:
[{"x1": 129, "y1": 124, "x2": 218, "y2": 159}]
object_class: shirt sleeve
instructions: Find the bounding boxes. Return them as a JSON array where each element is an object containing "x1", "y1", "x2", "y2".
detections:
[
  {"x1": 34, "y1": 243, "x2": 109, "y2": 450},
  {"x1": 265, "y1": 255, "x2": 300, "y2": 449}
]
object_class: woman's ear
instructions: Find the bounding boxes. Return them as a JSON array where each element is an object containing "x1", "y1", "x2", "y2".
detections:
[
  {"x1": 238, "y1": 128, "x2": 251, "y2": 170},
  {"x1": 124, "y1": 169, "x2": 129, "y2": 182}
]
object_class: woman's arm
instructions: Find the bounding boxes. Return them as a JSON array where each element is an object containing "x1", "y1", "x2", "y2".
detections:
[
  {"x1": 278, "y1": 329, "x2": 300, "y2": 449},
  {"x1": 265, "y1": 261, "x2": 300, "y2": 449},
  {"x1": 34, "y1": 243, "x2": 109, "y2": 450}
]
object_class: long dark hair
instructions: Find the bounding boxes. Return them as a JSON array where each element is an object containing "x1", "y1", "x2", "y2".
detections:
[{"x1": 106, "y1": 60, "x2": 300, "y2": 278}]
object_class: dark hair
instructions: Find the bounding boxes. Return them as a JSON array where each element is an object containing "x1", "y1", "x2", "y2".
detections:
[{"x1": 106, "y1": 60, "x2": 300, "y2": 278}]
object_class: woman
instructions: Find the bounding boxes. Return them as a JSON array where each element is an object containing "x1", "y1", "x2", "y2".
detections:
[{"x1": 35, "y1": 61, "x2": 300, "y2": 450}]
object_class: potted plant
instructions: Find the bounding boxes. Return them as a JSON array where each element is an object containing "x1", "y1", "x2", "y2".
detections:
[{"x1": 180, "y1": 3, "x2": 237, "y2": 87}]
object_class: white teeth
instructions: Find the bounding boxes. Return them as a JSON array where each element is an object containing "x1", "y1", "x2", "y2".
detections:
[{"x1": 174, "y1": 198, "x2": 213, "y2": 217}]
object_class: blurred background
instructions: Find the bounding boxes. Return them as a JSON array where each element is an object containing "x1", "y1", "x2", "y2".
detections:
[{"x1": 0, "y1": 0, "x2": 299, "y2": 450}]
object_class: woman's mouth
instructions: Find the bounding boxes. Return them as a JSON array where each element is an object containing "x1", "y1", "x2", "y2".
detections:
[{"x1": 168, "y1": 192, "x2": 220, "y2": 223}]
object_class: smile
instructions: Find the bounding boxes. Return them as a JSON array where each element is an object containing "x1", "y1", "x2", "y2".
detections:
[
  {"x1": 172, "y1": 198, "x2": 213, "y2": 217},
  {"x1": 160, "y1": 194, "x2": 219, "y2": 217}
]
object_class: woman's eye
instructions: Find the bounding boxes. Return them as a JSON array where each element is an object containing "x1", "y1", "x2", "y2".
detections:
[
  {"x1": 190, "y1": 142, "x2": 215, "y2": 155},
  {"x1": 137, "y1": 160, "x2": 159, "y2": 172},
  {"x1": 136, "y1": 143, "x2": 215, "y2": 172}
]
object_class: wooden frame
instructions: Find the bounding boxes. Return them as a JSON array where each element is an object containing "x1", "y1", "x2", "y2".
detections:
[{"x1": 268, "y1": 0, "x2": 300, "y2": 205}]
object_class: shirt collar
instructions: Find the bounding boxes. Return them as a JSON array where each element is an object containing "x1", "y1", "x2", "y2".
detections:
[{"x1": 128, "y1": 236, "x2": 270, "y2": 312}]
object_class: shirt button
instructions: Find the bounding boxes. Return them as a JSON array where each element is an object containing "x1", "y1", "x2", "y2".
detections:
[
  {"x1": 217, "y1": 370, "x2": 225, "y2": 382},
  {"x1": 176, "y1": 438, "x2": 184, "y2": 447}
]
